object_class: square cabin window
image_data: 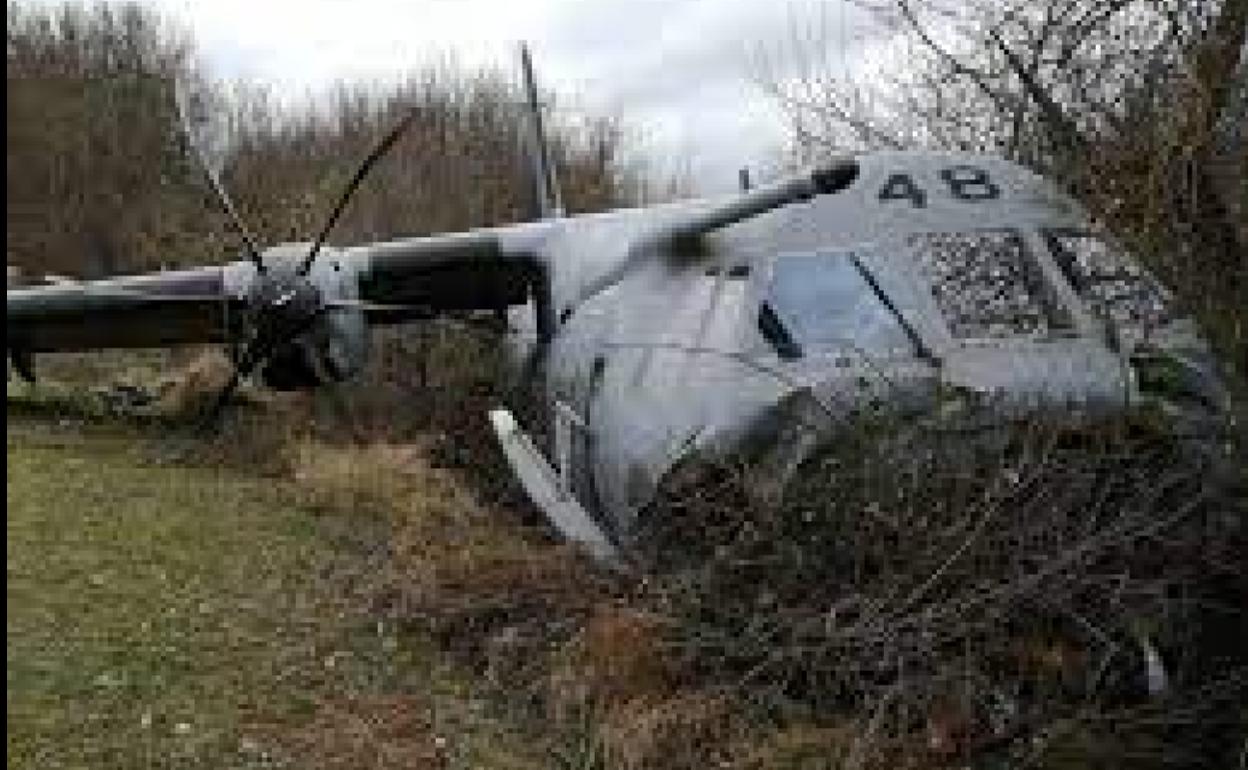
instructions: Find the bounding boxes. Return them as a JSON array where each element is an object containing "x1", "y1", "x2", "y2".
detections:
[
  {"x1": 909, "y1": 230, "x2": 1063, "y2": 339},
  {"x1": 1044, "y1": 229, "x2": 1172, "y2": 330}
]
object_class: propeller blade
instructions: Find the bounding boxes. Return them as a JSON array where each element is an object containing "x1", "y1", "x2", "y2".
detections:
[
  {"x1": 192, "y1": 318, "x2": 298, "y2": 434},
  {"x1": 299, "y1": 106, "x2": 421, "y2": 277},
  {"x1": 174, "y1": 77, "x2": 266, "y2": 272}
]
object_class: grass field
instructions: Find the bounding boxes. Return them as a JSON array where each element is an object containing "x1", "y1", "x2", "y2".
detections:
[{"x1": 5, "y1": 391, "x2": 546, "y2": 769}]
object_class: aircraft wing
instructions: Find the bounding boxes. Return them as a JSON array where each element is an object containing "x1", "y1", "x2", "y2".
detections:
[
  {"x1": 348, "y1": 230, "x2": 543, "y2": 322},
  {"x1": 5, "y1": 227, "x2": 553, "y2": 376},
  {"x1": 7, "y1": 267, "x2": 241, "y2": 353}
]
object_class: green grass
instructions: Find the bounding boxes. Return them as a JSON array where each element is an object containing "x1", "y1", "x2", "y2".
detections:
[
  {"x1": 6, "y1": 399, "x2": 543, "y2": 769},
  {"x1": 7, "y1": 420, "x2": 350, "y2": 767}
]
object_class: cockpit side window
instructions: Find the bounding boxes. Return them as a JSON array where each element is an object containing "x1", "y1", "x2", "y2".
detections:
[
  {"x1": 908, "y1": 229, "x2": 1068, "y2": 339},
  {"x1": 758, "y1": 251, "x2": 918, "y2": 359},
  {"x1": 1043, "y1": 229, "x2": 1172, "y2": 330}
]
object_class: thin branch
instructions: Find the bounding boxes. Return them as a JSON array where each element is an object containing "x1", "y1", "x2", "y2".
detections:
[{"x1": 987, "y1": 25, "x2": 1089, "y2": 152}]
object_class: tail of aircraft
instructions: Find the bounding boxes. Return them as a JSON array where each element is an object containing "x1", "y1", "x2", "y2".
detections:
[{"x1": 518, "y1": 42, "x2": 564, "y2": 221}]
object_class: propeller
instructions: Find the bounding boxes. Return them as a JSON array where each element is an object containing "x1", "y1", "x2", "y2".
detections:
[
  {"x1": 193, "y1": 267, "x2": 326, "y2": 432},
  {"x1": 174, "y1": 77, "x2": 265, "y2": 272},
  {"x1": 170, "y1": 86, "x2": 422, "y2": 434}
]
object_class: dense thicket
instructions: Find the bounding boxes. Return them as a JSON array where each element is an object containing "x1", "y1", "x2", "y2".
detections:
[{"x1": 6, "y1": 1, "x2": 638, "y2": 279}]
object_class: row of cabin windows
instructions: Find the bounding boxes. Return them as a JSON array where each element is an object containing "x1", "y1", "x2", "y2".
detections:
[{"x1": 757, "y1": 229, "x2": 1171, "y2": 360}]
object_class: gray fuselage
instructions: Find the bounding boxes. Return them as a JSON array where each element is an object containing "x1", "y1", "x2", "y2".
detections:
[{"x1": 505, "y1": 151, "x2": 1212, "y2": 541}]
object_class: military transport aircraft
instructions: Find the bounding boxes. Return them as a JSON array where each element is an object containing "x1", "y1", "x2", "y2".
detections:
[{"x1": 7, "y1": 45, "x2": 1226, "y2": 564}]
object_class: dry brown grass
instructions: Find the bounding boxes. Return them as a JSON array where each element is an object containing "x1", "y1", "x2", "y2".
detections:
[
  {"x1": 389, "y1": 503, "x2": 610, "y2": 653},
  {"x1": 288, "y1": 439, "x2": 432, "y2": 516},
  {"x1": 599, "y1": 691, "x2": 743, "y2": 770},
  {"x1": 727, "y1": 723, "x2": 859, "y2": 770},
  {"x1": 151, "y1": 347, "x2": 235, "y2": 417},
  {"x1": 548, "y1": 607, "x2": 676, "y2": 718},
  {"x1": 245, "y1": 694, "x2": 447, "y2": 770}
]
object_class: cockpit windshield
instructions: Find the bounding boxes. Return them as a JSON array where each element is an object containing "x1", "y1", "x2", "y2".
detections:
[{"x1": 759, "y1": 251, "x2": 918, "y2": 359}]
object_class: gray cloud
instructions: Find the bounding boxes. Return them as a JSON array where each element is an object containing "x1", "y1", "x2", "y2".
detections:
[{"x1": 528, "y1": 0, "x2": 876, "y2": 191}]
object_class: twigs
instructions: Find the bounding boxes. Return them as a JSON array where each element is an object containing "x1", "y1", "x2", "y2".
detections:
[{"x1": 634, "y1": 416, "x2": 1240, "y2": 764}]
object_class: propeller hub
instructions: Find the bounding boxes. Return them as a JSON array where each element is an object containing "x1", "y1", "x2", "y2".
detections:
[{"x1": 248, "y1": 271, "x2": 324, "y2": 344}]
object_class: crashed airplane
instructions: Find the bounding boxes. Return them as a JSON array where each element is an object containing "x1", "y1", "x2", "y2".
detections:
[{"x1": 6, "y1": 46, "x2": 1227, "y2": 564}]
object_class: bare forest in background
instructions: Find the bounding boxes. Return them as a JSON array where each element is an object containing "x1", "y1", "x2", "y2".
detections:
[
  {"x1": 760, "y1": 0, "x2": 1246, "y2": 374},
  {"x1": 6, "y1": 1, "x2": 649, "y2": 282}
]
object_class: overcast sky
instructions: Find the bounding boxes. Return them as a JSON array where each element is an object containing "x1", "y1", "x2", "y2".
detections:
[{"x1": 134, "y1": 0, "x2": 876, "y2": 195}]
